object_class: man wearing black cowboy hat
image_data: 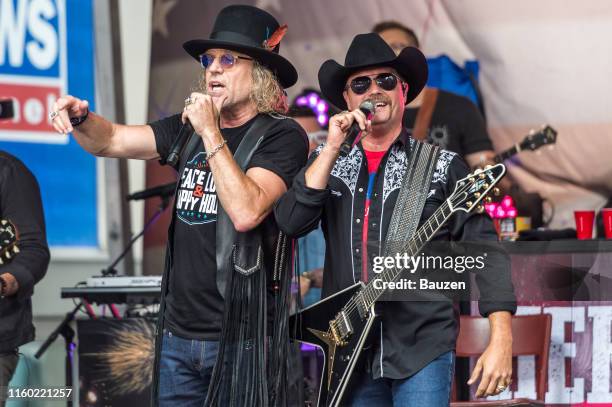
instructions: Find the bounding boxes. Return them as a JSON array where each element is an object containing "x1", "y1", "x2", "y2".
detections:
[
  {"x1": 50, "y1": 5, "x2": 307, "y2": 406},
  {"x1": 276, "y1": 33, "x2": 516, "y2": 405}
]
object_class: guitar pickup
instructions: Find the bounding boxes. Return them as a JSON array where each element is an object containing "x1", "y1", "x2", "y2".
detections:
[
  {"x1": 336, "y1": 311, "x2": 353, "y2": 340},
  {"x1": 355, "y1": 294, "x2": 369, "y2": 319}
]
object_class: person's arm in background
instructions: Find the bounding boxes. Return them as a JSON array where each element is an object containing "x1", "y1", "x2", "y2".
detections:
[
  {"x1": 459, "y1": 97, "x2": 513, "y2": 193},
  {"x1": 0, "y1": 156, "x2": 50, "y2": 300},
  {"x1": 299, "y1": 268, "x2": 324, "y2": 298}
]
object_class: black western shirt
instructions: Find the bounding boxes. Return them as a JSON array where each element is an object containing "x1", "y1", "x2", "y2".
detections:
[{"x1": 274, "y1": 129, "x2": 516, "y2": 379}]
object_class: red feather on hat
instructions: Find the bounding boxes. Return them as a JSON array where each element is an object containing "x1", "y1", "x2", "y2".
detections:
[{"x1": 263, "y1": 24, "x2": 288, "y2": 50}]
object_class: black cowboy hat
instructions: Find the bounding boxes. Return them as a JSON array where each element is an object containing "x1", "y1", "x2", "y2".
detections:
[
  {"x1": 318, "y1": 33, "x2": 428, "y2": 110},
  {"x1": 183, "y1": 5, "x2": 297, "y2": 88}
]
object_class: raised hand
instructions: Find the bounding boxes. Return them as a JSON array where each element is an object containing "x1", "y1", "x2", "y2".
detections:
[
  {"x1": 325, "y1": 108, "x2": 371, "y2": 152},
  {"x1": 182, "y1": 92, "x2": 226, "y2": 138},
  {"x1": 50, "y1": 95, "x2": 89, "y2": 134}
]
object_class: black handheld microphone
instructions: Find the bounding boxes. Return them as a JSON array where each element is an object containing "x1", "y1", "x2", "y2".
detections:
[
  {"x1": 126, "y1": 182, "x2": 176, "y2": 201},
  {"x1": 162, "y1": 119, "x2": 195, "y2": 167},
  {"x1": 0, "y1": 99, "x2": 14, "y2": 120},
  {"x1": 339, "y1": 100, "x2": 375, "y2": 157}
]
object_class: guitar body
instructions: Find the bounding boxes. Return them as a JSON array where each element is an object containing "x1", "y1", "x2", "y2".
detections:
[{"x1": 291, "y1": 282, "x2": 376, "y2": 407}]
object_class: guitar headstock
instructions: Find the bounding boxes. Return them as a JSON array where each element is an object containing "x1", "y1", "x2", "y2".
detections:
[
  {"x1": 520, "y1": 125, "x2": 557, "y2": 152},
  {"x1": 449, "y1": 164, "x2": 506, "y2": 213},
  {"x1": 0, "y1": 219, "x2": 19, "y2": 265}
]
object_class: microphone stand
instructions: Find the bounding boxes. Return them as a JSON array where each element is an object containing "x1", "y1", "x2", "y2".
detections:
[
  {"x1": 35, "y1": 194, "x2": 174, "y2": 405},
  {"x1": 102, "y1": 194, "x2": 173, "y2": 276}
]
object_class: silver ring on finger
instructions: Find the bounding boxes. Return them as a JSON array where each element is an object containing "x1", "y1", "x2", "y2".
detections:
[
  {"x1": 496, "y1": 385, "x2": 507, "y2": 392},
  {"x1": 49, "y1": 110, "x2": 59, "y2": 120}
]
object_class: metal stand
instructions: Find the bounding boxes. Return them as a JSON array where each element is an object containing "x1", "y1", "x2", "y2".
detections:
[
  {"x1": 102, "y1": 196, "x2": 172, "y2": 276},
  {"x1": 35, "y1": 194, "x2": 172, "y2": 405},
  {"x1": 34, "y1": 302, "x2": 81, "y2": 406}
]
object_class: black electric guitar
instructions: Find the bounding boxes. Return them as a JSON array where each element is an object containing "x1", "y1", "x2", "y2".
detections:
[
  {"x1": 290, "y1": 164, "x2": 507, "y2": 407},
  {"x1": 494, "y1": 125, "x2": 557, "y2": 163},
  {"x1": 0, "y1": 219, "x2": 19, "y2": 264}
]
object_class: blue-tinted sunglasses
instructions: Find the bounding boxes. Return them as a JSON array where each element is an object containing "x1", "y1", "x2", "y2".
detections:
[{"x1": 199, "y1": 52, "x2": 253, "y2": 69}]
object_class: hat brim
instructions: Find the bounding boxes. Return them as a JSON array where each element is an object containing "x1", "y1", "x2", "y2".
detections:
[
  {"x1": 318, "y1": 46, "x2": 428, "y2": 110},
  {"x1": 183, "y1": 39, "x2": 298, "y2": 88}
]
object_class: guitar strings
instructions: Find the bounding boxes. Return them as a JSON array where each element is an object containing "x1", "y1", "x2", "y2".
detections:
[{"x1": 333, "y1": 176, "x2": 484, "y2": 326}]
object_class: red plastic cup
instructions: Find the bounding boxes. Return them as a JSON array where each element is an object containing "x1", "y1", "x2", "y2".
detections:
[
  {"x1": 574, "y1": 210, "x2": 595, "y2": 240},
  {"x1": 602, "y1": 208, "x2": 612, "y2": 239}
]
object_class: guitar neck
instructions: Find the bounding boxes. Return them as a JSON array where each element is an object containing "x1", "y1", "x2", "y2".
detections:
[
  {"x1": 356, "y1": 201, "x2": 454, "y2": 309},
  {"x1": 494, "y1": 145, "x2": 519, "y2": 163}
]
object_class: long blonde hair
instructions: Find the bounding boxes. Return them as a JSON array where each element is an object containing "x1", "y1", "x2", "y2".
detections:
[{"x1": 198, "y1": 59, "x2": 288, "y2": 114}]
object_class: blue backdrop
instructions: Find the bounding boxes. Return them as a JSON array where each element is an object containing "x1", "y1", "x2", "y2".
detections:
[{"x1": 0, "y1": 0, "x2": 97, "y2": 248}]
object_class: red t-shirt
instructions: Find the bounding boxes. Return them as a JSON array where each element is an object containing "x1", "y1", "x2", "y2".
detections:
[{"x1": 362, "y1": 149, "x2": 386, "y2": 281}]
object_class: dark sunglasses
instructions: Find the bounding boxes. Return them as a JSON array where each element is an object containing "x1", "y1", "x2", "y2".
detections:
[
  {"x1": 199, "y1": 52, "x2": 253, "y2": 69},
  {"x1": 347, "y1": 73, "x2": 400, "y2": 95}
]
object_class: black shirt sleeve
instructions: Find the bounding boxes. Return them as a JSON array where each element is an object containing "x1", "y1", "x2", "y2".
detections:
[
  {"x1": 0, "y1": 154, "x2": 50, "y2": 300},
  {"x1": 443, "y1": 154, "x2": 517, "y2": 316},
  {"x1": 247, "y1": 117, "x2": 309, "y2": 188},
  {"x1": 148, "y1": 113, "x2": 183, "y2": 165},
  {"x1": 456, "y1": 96, "x2": 493, "y2": 156},
  {"x1": 274, "y1": 147, "x2": 331, "y2": 238}
]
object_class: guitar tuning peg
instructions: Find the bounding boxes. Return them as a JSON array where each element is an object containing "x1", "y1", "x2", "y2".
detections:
[
  {"x1": 476, "y1": 205, "x2": 484, "y2": 213},
  {"x1": 485, "y1": 196, "x2": 493, "y2": 203},
  {"x1": 1, "y1": 220, "x2": 6, "y2": 225},
  {"x1": 493, "y1": 187, "x2": 501, "y2": 196},
  {"x1": 469, "y1": 177, "x2": 475, "y2": 183},
  {"x1": 13, "y1": 246, "x2": 19, "y2": 253},
  {"x1": 466, "y1": 201, "x2": 473, "y2": 208},
  {"x1": 479, "y1": 173, "x2": 486, "y2": 179},
  {"x1": 5, "y1": 252, "x2": 10, "y2": 259},
  {"x1": 483, "y1": 183, "x2": 490, "y2": 189},
  {"x1": 0, "y1": 258, "x2": 3, "y2": 265},
  {"x1": 474, "y1": 192, "x2": 481, "y2": 198}
]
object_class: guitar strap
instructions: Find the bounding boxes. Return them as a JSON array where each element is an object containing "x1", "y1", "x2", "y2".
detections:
[
  {"x1": 384, "y1": 140, "x2": 440, "y2": 258},
  {"x1": 411, "y1": 87, "x2": 439, "y2": 141}
]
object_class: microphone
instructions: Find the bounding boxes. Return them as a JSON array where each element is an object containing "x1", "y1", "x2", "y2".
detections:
[
  {"x1": 0, "y1": 99, "x2": 14, "y2": 120},
  {"x1": 339, "y1": 100, "x2": 375, "y2": 157},
  {"x1": 127, "y1": 182, "x2": 176, "y2": 201},
  {"x1": 162, "y1": 119, "x2": 195, "y2": 167}
]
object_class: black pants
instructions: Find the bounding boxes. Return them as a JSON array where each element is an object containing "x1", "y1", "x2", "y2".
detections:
[{"x1": 0, "y1": 350, "x2": 18, "y2": 407}]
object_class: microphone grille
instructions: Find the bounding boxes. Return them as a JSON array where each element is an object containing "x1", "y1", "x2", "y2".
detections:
[{"x1": 359, "y1": 100, "x2": 375, "y2": 115}]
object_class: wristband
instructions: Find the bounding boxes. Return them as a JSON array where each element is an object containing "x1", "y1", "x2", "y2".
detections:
[{"x1": 70, "y1": 109, "x2": 89, "y2": 127}]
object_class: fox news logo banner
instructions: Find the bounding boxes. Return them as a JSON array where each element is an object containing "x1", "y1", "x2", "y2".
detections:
[
  {"x1": 0, "y1": 0, "x2": 68, "y2": 143},
  {"x1": 0, "y1": 0, "x2": 97, "y2": 248}
]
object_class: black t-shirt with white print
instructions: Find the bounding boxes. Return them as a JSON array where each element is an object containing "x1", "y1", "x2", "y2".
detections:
[
  {"x1": 149, "y1": 113, "x2": 308, "y2": 340},
  {"x1": 403, "y1": 89, "x2": 492, "y2": 158}
]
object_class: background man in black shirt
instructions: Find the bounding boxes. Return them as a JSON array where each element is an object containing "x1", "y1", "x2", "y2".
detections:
[
  {"x1": 374, "y1": 23, "x2": 491, "y2": 162},
  {"x1": 50, "y1": 5, "x2": 307, "y2": 406},
  {"x1": 275, "y1": 33, "x2": 515, "y2": 405},
  {"x1": 373, "y1": 20, "x2": 513, "y2": 193},
  {"x1": 0, "y1": 151, "x2": 50, "y2": 407}
]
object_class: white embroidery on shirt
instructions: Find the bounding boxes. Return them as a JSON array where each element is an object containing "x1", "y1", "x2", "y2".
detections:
[
  {"x1": 432, "y1": 150, "x2": 456, "y2": 184},
  {"x1": 382, "y1": 144, "x2": 407, "y2": 203},
  {"x1": 329, "y1": 146, "x2": 363, "y2": 195}
]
